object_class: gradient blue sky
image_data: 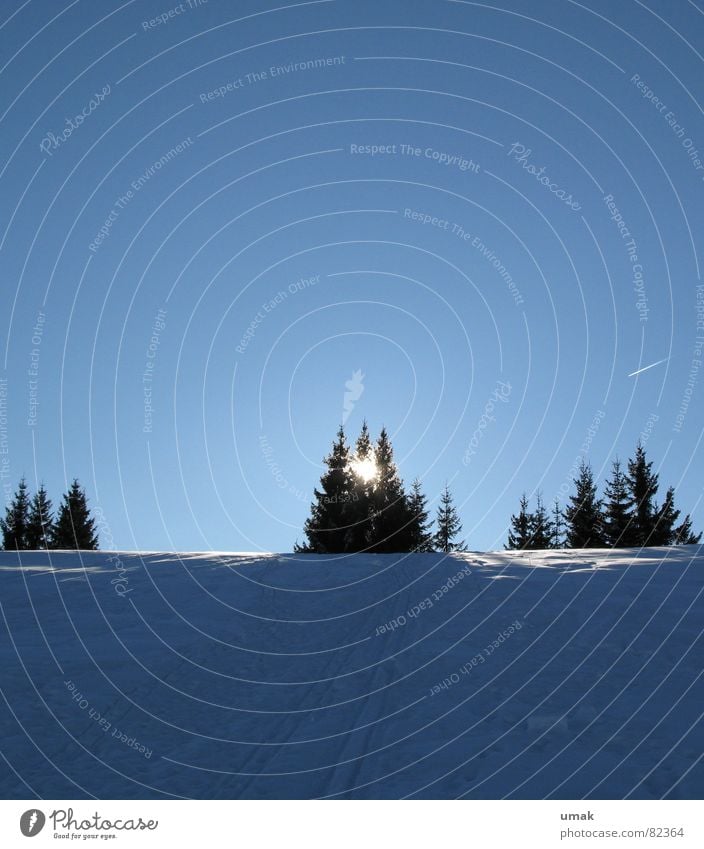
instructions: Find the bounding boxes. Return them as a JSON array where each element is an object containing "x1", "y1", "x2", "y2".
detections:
[{"x1": 1, "y1": 0, "x2": 702, "y2": 552}]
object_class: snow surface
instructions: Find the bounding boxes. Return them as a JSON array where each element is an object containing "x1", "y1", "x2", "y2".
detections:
[{"x1": 0, "y1": 547, "x2": 702, "y2": 799}]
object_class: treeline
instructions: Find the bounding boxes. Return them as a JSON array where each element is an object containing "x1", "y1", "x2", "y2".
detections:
[
  {"x1": 296, "y1": 423, "x2": 465, "y2": 553},
  {"x1": 1, "y1": 478, "x2": 99, "y2": 551},
  {"x1": 507, "y1": 442, "x2": 701, "y2": 550}
]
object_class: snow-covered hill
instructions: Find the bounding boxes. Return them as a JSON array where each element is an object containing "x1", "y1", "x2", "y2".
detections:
[{"x1": 1, "y1": 547, "x2": 702, "y2": 799}]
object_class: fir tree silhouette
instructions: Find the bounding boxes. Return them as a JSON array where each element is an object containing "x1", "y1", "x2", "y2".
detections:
[
  {"x1": 625, "y1": 442, "x2": 659, "y2": 546},
  {"x1": 296, "y1": 426, "x2": 355, "y2": 553},
  {"x1": 407, "y1": 479, "x2": 434, "y2": 552},
  {"x1": 370, "y1": 427, "x2": 413, "y2": 552},
  {"x1": 51, "y1": 479, "x2": 99, "y2": 550},
  {"x1": 506, "y1": 493, "x2": 532, "y2": 550},
  {"x1": 1, "y1": 477, "x2": 30, "y2": 550},
  {"x1": 528, "y1": 492, "x2": 553, "y2": 549},
  {"x1": 602, "y1": 459, "x2": 633, "y2": 546},
  {"x1": 345, "y1": 421, "x2": 375, "y2": 551},
  {"x1": 564, "y1": 461, "x2": 606, "y2": 548},
  {"x1": 26, "y1": 484, "x2": 54, "y2": 550},
  {"x1": 434, "y1": 483, "x2": 465, "y2": 552}
]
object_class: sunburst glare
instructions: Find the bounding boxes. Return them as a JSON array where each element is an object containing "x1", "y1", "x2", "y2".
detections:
[{"x1": 350, "y1": 456, "x2": 378, "y2": 483}]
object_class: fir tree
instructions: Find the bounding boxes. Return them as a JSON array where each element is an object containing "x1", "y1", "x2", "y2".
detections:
[
  {"x1": 602, "y1": 459, "x2": 633, "y2": 547},
  {"x1": 51, "y1": 479, "x2": 99, "y2": 550},
  {"x1": 298, "y1": 424, "x2": 443, "y2": 554},
  {"x1": 370, "y1": 427, "x2": 412, "y2": 552},
  {"x1": 345, "y1": 421, "x2": 375, "y2": 551},
  {"x1": 673, "y1": 514, "x2": 702, "y2": 545},
  {"x1": 353, "y1": 420, "x2": 373, "y2": 465},
  {"x1": 506, "y1": 493, "x2": 532, "y2": 550},
  {"x1": 528, "y1": 492, "x2": 553, "y2": 549},
  {"x1": 434, "y1": 483, "x2": 465, "y2": 552},
  {"x1": 625, "y1": 442, "x2": 659, "y2": 546},
  {"x1": 26, "y1": 484, "x2": 54, "y2": 550},
  {"x1": 1, "y1": 477, "x2": 30, "y2": 550},
  {"x1": 296, "y1": 426, "x2": 355, "y2": 553},
  {"x1": 407, "y1": 478, "x2": 434, "y2": 552},
  {"x1": 498, "y1": 439, "x2": 700, "y2": 553},
  {"x1": 551, "y1": 498, "x2": 565, "y2": 549},
  {"x1": 650, "y1": 486, "x2": 681, "y2": 546},
  {"x1": 564, "y1": 461, "x2": 606, "y2": 548},
  {"x1": 649, "y1": 487, "x2": 702, "y2": 546}
]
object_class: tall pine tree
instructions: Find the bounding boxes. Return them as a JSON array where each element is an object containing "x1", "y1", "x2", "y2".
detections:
[
  {"x1": 370, "y1": 427, "x2": 412, "y2": 552},
  {"x1": 434, "y1": 483, "x2": 465, "y2": 552},
  {"x1": 345, "y1": 421, "x2": 375, "y2": 551},
  {"x1": 602, "y1": 459, "x2": 633, "y2": 547},
  {"x1": 625, "y1": 442, "x2": 659, "y2": 546},
  {"x1": 407, "y1": 478, "x2": 434, "y2": 552},
  {"x1": 564, "y1": 461, "x2": 606, "y2": 548},
  {"x1": 506, "y1": 493, "x2": 532, "y2": 550},
  {"x1": 296, "y1": 426, "x2": 355, "y2": 553},
  {"x1": 51, "y1": 479, "x2": 99, "y2": 550},
  {"x1": 1, "y1": 477, "x2": 30, "y2": 550},
  {"x1": 551, "y1": 498, "x2": 565, "y2": 549},
  {"x1": 26, "y1": 484, "x2": 54, "y2": 550},
  {"x1": 528, "y1": 492, "x2": 553, "y2": 549}
]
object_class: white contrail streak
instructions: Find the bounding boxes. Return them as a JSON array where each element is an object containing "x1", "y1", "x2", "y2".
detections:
[{"x1": 628, "y1": 358, "x2": 668, "y2": 377}]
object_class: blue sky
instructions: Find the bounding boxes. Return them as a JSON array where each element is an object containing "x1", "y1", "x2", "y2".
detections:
[{"x1": 1, "y1": 0, "x2": 702, "y2": 552}]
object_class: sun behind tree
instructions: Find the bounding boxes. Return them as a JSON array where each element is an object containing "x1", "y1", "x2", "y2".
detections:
[
  {"x1": 296, "y1": 424, "x2": 463, "y2": 554},
  {"x1": 350, "y1": 454, "x2": 378, "y2": 483}
]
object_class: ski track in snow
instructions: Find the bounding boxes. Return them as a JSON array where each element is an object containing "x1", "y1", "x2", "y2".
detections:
[{"x1": 0, "y1": 547, "x2": 702, "y2": 799}]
